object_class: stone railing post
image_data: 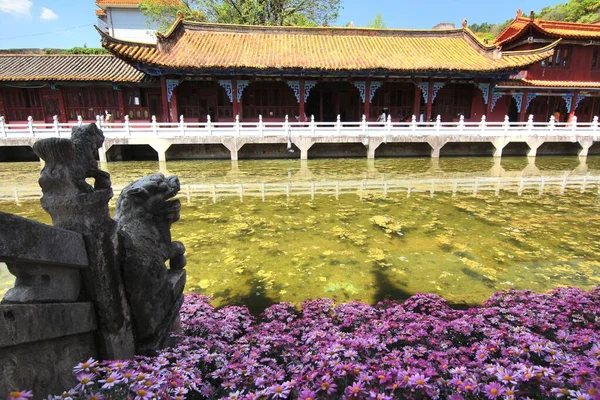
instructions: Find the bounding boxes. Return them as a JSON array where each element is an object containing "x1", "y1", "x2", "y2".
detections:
[
  {"x1": 458, "y1": 115, "x2": 465, "y2": 131},
  {"x1": 503, "y1": 115, "x2": 510, "y2": 131},
  {"x1": 479, "y1": 115, "x2": 487, "y2": 130},
  {"x1": 593, "y1": 116, "x2": 598, "y2": 140},
  {"x1": 179, "y1": 115, "x2": 185, "y2": 136},
  {"x1": 571, "y1": 115, "x2": 577, "y2": 131},
  {"x1": 285, "y1": 114, "x2": 290, "y2": 137},
  {"x1": 124, "y1": 115, "x2": 131, "y2": 136},
  {"x1": 77, "y1": 115, "x2": 83, "y2": 127},
  {"x1": 53, "y1": 115, "x2": 59, "y2": 136},
  {"x1": 527, "y1": 115, "x2": 534, "y2": 132},
  {"x1": 549, "y1": 115, "x2": 556, "y2": 132},
  {"x1": 435, "y1": 115, "x2": 441, "y2": 133},
  {"x1": 206, "y1": 115, "x2": 212, "y2": 136},
  {"x1": 235, "y1": 114, "x2": 240, "y2": 136},
  {"x1": 336, "y1": 114, "x2": 341, "y2": 136},
  {"x1": 258, "y1": 114, "x2": 264, "y2": 137},
  {"x1": 151, "y1": 115, "x2": 158, "y2": 136},
  {"x1": 411, "y1": 115, "x2": 417, "y2": 132},
  {"x1": 0, "y1": 116, "x2": 6, "y2": 137},
  {"x1": 310, "y1": 115, "x2": 315, "y2": 136},
  {"x1": 386, "y1": 114, "x2": 392, "y2": 137},
  {"x1": 28, "y1": 116, "x2": 34, "y2": 137},
  {"x1": 361, "y1": 114, "x2": 367, "y2": 134}
]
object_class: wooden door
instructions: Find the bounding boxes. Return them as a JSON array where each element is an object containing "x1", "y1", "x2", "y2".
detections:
[
  {"x1": 147, "y1": 93, "x2": 164, "y2": 122},
  {"x1": 42, "y1": 92, "x2": 63, "y2": 123}
]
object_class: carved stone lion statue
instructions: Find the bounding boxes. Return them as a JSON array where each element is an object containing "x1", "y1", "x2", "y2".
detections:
[
  {"x1": 114, "y1": 173, "x2": 187, "y2": 353},
  {"x1": 33, "y1": 123, "x2": 111, "y2": 195}
]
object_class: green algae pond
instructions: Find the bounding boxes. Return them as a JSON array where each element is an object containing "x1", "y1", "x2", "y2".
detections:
[{"x1": 2, "y1": 157, "x2": 600, "y2": 312}]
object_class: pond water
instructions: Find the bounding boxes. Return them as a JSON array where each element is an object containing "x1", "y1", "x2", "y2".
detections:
[{"x1": 1, "y1": 157, "x2": 600, "y2": 312}]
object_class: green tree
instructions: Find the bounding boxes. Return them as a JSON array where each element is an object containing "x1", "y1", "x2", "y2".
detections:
[
  {"x1": 537, "y1": 0, "x2": 600, "y2": 23},
  {"x1": 140, "y1": 0, "x2": 341, "y2": 32},
  {"x1": 366, "y1": 13, "x2": 386, "y2": 29}
]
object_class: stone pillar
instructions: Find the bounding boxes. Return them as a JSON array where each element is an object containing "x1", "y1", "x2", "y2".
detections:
[
  {"x1": 425, "y1": 79, "x2": 434, "y2": 122},
  {"x1": 367, "y1": 137, "x2": 383, "y2": 159},
  {"x1": 578, "y1": 137, "x2": 593, "y2": 157},
  {"x1": 526, "y1": 137, "x2": 544, "y2": 157},
  {"x1": 222, "y1": 137, "x2": 246, "y2": 161},
  {"x1": 428, "y1": 137, "x2": 447, "y2": 158},
  {"x1": 492, "y1": 138, "x2": 508, "y2": 158},
  {"x1": 293, "y1": 137, "x2": 315, "y2": 160},
  {"x1": 32, "y1": 125, "x2": 135, "y2": 360},
  {"x1": 149, "y1": 139, "x2": 172, "y2": 162}
]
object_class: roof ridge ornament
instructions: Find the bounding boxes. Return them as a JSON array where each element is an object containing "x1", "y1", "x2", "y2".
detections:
[
  {"x1": 462, "y1": 19, "x2": 467, "y2": 29},
  {"x1": 516, "y1": 9, "x2": 523, "y2": 18},
  {"x1": 530, "y1": 10, "x2": 535, "y2": 22}
]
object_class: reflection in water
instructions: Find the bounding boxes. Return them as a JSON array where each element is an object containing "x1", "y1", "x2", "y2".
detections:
[{"x1": 1, "y1": 157, "x2": 600, "y2": 311}]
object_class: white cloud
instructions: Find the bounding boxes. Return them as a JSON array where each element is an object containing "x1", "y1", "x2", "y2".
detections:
[
  {"x1": 40, "y1": 7, "x2": 58, "y2": 20},
  {"x1": 0, "y1": 0, "x2": 32, "y2": 16}
]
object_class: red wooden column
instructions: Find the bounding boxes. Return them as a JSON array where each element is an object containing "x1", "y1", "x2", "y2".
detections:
[
  {"x1": 169, "y1": 86, "x2": 179, "y2": 123},
  {"x1": 425, "y1": 79, "x2": 434, "y2": 122},
  {"x1": 518, "y1": 89, "x2": 529, "y2": 122},
  {"x1": 299, "y1": 79, "x2": 305, "y2": 120},
  {"x1": 486, "y1": 81, "x2": 494, "y2": 116},
  {"x1": 413, "y1": 83, "x2": 421, "y2": 119},
  {"x1": 232, "y1": 78, "x2": 239, "y2": 119},
  {"x1": 117, "y1": 89, "x2": 126, "y2": 122},
  {"x1": 364, "y1": 79, "x2": 371, "y2": 120},
  {"x1": 56, "y1": 88, "x2": 67, "y2": 123},
  {"x1": 160, "y1": 76, "x2": 170, "y2": 122},
  {"x1": 568, "y1": 90, "x2": 579, "y2": 122},
  {"x1": 0, "y1": 89, "x2": 7, "y2": 122}
]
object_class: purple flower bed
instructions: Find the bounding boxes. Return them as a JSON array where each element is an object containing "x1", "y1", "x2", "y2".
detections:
[{"x1": 41, "y1": 287, "x2": 600, "y2": 400}]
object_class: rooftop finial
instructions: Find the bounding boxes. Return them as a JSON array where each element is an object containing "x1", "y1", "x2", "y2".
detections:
[
  {"x1": 462, "y1": 19, "x2": 467, "y2": 29},
  {"x1": 516, "y1": 8, "x2": 523, "y2": 17},
  {"x1": 530, "y1": 10, "x2": 535, "y2": 21},
  {"x1": 176, "y1": 10, "x2": 184, "y2": 19}
]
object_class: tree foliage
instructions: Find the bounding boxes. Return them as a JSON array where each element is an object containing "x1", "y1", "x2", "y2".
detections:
[
  {"x1": 366, "y1": 13, "x2": 386, "y2": 29},
  {"x1": 140, "y1": 0, "x2": 342, "y2": 32}
]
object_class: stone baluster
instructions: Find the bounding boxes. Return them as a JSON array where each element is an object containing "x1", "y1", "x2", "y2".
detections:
[
  {"x1": 386, "y1": 114, "x2": 392, "y2": 137},
  {"x1": 458, "y1": 115, "x2": 465, "y2": 131},
  {"x1": 479, "y1": 115, "x2": 487, "y2": 129},
  {"x1": 336, "y1": 114, "x2": 341, "y2": 135},
  {"x1": 28, "y1": 116, "x2": 34, "y2": 137},
  {"x1": 235, "y1": 114, "x2": 240, "y2": 136},
  {"x1": 53, "y1": 115, "x2": 59, "y2": 136},
  {"x1": 527, "y1": 115, "x2": 534, "y2": 132},
  {"x1": 310, "y1": 115, "x2": 315, "y2": 136},
  {"x1": 124, "y1": 115, "x2": 131, "y2": 136},
  {"x1": 549, "y1": 115, "x2": 556, "y2": 132},
  {"x1": 258, "y1": 115, "x2": 263, "y2": 136},
  {"x1": 411, "y1": 115, "x2": 417, "y2": 132},
  {"x1": 503, "y1": 115, "x2": 510, "y2": 131},
  {"x1": 361, "y1": 114, "x2": 367, "y2": 134},
  {"x1": 151, "y1": 115, "x2": 158, "y2": 136},
  {"x1": 435, "y1": 115, "x2": 441, "y2": 132},
  {"x1": 77, "y1": 115, "x2": 83, "y2": 127},
  {"x1": 0, "y1": 116, "x2": 6, "y2": 137},
  {"x1": 179, "y1": 115, "x2": 185, "y2": 136},
  {"x1": 206, "y1": 115, "x2": 212, "y2": 136},
  {"x1": 593, "y1": 116, "x2": 598, "y2": 140},
  {"x1": 96, "y1": 115, "x2": 103, "y2": 129}
]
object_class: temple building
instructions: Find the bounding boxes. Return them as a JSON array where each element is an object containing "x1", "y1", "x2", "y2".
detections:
[{"x1": 1, "y1": 6, "x2": 600, "y2": 125}]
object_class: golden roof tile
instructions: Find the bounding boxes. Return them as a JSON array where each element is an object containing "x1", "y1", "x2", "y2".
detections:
[
  {"x1": 0, "y1": 54, "x2": 149, "y2": 82},
  {"x1": 497, "y1": 79, "x2": 600, "y2": 89},
  {"x1": 98, "y1": 21, "x2": 554, "y2": 74}
]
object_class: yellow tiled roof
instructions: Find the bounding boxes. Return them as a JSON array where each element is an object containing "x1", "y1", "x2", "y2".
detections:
[
  {"x1": 496, "y1": 16, "x2": 600, "y2": 46},
  {"x1": 95, "y1": 0, "x2": 183, "y2": 8},
  {"x1": 0, "y1": 54, "x2": 149, "y2": 82},
  {"x1": 497, "y1": 79, "x2": 600, "y2": 89},
  {"x1": 98, "y1": 21, "x2": 555, "y2": 74}
]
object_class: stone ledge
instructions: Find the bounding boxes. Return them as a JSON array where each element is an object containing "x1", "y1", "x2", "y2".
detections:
[
  {"x1": 0, "y1": 212, "x2": 88, "y2": 268},
  {"x1": 0, "y1": 303, "x2": 97, "y2": 348}
]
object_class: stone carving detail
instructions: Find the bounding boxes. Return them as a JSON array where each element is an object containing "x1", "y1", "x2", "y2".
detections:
[
  {"x1": 33, "y1": 123, "x2": 110, "y2": 197},
  {"x1": 115, "y1": 173, "x2": 187, "y2": 354}
]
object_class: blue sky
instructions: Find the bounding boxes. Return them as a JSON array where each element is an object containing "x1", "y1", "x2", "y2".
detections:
[{"x1": 0, "y1": 0, "x2": 558, "y2": 49}]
